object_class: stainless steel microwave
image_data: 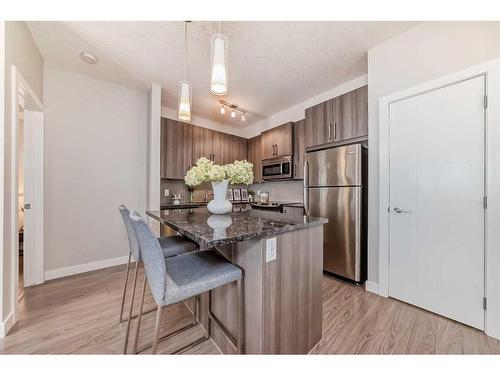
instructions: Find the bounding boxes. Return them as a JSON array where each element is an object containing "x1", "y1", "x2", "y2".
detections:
[{"x1": 262, "y1": 155, "x2": 293, "y2": 181}]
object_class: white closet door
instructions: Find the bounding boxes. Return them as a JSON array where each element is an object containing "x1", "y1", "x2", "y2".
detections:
[{"x1": 389, "y1": 75, "x2": 485, "y2": 330}]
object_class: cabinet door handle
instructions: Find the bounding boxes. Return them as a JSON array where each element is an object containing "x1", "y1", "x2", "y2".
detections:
[
  {"x1": 275, "y1": 144, "x2": 278, "y2": 157},
  {"x1": 328, "y1": 123, "x2": 332, "y2": 141},
  {"x1": 333, "y1": 122, "x2": 337, "y2": 140}
]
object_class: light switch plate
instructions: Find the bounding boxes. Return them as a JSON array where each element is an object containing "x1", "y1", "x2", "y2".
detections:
[
  {"x1": 266, "y1": 237, "x2": 277, "y2": 262},
  {"x1": 164, "y1": 189, "x2": 169, "y2": 197}
]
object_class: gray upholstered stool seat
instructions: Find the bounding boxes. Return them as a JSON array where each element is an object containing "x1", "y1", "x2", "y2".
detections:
[
  {"x1": 129, "y1": 211, "x2": 244, "y2": 354},
  {"x1": 158, "y1": 235, "x2": 198, "y2": 258},
  {"x1": 163, "y1": 251, "x2": 241, "y2": 305},
  {"x1": 118, "y1": 205, "x2": 199, "y2": 353}
]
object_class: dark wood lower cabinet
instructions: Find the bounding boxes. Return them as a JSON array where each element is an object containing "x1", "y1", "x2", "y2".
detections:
[{"x1": 186, "y1": 226, "x2": 323, "y2": 354}]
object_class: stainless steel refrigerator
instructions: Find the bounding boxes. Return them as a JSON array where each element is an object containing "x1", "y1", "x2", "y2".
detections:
[{"x1": 304, "y1": 143, "x2": 367, "y2": 283}]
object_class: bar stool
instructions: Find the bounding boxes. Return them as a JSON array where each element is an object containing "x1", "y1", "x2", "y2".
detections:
[
  {"x1": 129, "y1": 211, "x2": 244, "y2": 354},
  {"x1": 118, "y1": 205, "x2": 198, "y2": 353}
]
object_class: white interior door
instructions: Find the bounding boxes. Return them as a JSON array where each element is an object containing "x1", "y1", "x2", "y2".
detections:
[
  {"x1": 389, "y1": 75, "x2": 485, "y2": 330},
  {"x1": 23, "y1": 110, "x2": 45, "y2": 286}
]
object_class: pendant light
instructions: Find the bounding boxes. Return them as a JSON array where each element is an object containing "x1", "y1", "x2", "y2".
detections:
[
  {"x1": 178, "y1": 21, "x2": 192, "y2": 122},
  {"x1": 210, "y1": 22, "x2": 228, "y2": 95}
]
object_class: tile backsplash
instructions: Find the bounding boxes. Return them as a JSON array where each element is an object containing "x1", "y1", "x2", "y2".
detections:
[
  {"x1": 161, "y1": 179, "x2": 304, "y2": 205},
  {"x1": 249, "y1": 180, "x2": 303, "y2": 203}
]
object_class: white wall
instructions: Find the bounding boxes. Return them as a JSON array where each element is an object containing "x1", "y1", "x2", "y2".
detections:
[
  {"x1": 1, "y1": 21, "x2": 43, "y2": 332},
  {"x1": 43, "y1": 66, "x2": 148, "y2": 278},
  {"x1": 367, "y1": 21, "x2": 500, "y2": 287}
]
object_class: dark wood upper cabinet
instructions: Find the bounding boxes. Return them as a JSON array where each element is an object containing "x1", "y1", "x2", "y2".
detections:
[
  {"x1": 192, "y1": 125, "x2": 214, "y2": 163},
  {"x1": 261, "y1": 128, "x2": 275, "y2": 160},
  {"x1": 261, "y1": 122, "x2": 293, "y2": 159},
  {"x1": 334, "y1": 85, "x2": 368, "y2": 141},
  {"x1": 161, "y1": 118, "x2": 193, "y2": 179},
  {"x1": 191, "y1": 126, "x2": 248, "y2": 165},
  {"x1": 220, "y1": 133, "x2": 247, "y2": 164},
  {"x1": 304, "y1": 99, "x2": 332, "y2": 148},
  {"x1": 247, "y1": 135, "x2": 262, "y2": 182},
  {"x1": 305, "y1": 85, "x2": 368, "y2": 148},
  {"x1": 293, "y1": 119, "x2": 305, "y2": 179}
]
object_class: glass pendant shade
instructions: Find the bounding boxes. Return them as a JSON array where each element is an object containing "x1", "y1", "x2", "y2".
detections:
[
  {"x1": 210, "y1": 34, "x2": 228, "y2": 95},
  {"x1": 178, "y1": 80, "x2": 192, "y2": 122}
]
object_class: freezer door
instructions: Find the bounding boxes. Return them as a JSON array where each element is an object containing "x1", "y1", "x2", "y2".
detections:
[
  {"x1": 305, "y1": 144, "x2": 361, "y2": 187},
  {"x1": 305, "y1": 186, "x2": 362, "y2": 281}
]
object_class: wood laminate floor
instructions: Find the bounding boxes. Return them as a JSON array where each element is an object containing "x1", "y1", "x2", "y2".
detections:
[{"x1": 0, "y1": 264, "x2": 498, "y2": 354}]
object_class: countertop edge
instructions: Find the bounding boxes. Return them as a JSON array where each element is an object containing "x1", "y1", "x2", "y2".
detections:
[{"x1": 147, "y1": 211, "x2": 327, "y2": 248}]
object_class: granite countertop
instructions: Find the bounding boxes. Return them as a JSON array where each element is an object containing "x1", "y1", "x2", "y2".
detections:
[{"x1": 146, "y1": 208, "x2": 327, "y2": 248}]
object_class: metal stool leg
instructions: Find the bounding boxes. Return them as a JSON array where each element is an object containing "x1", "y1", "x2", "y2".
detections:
[
  {"x1": 122, "y1": 260, "x2": 140, "y2": 354},
  {"x1": 136, "y1": 295, "x2": 202, "y2": 354},
  {"x1": 132, "y1": 271, "x2": 148, "y2": 354},
  {"x1": 118, "y1": 252, "x2": 132, "y2": 322},
  {"x1": 152, "y1": 305, "x2": 163, "y2": 354}
]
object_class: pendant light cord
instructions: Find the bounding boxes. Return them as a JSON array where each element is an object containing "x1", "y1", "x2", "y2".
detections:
[{"x1": 184, "y1": 21, "x2": 188, "y2": 81}]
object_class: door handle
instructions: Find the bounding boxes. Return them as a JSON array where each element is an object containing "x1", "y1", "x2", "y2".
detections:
[
  {"x1": 394, "y1": 207, "x2": 412, "y2": 213},
  {"x1": 24, "y1": 203, "x2": 31, "y2": 210},
  {"x1": 303, "y1": 161, "x2": 309, "y2": 215},
  {"x1": 275, "y1": 144, "x2": 278, "y2": 156},
  {"x1": 333, "y1": 122, "x2": 337, "y2": 140},
  {"x1": 328, "y1": 123, "x2": 331, "y2": 140}
]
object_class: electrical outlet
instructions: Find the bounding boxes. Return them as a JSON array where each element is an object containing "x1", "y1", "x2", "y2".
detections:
[
  {"x1": 266, "y1": 237, "x2": 277, "y2": 263},
  {"x1": 164, "y1": 189, "x2": 169, "y2": 197}
]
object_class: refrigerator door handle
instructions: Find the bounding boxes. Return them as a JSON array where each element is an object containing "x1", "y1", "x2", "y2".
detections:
[{"x1": 303, "y1": 160, "x2": 309, "y2": 215}]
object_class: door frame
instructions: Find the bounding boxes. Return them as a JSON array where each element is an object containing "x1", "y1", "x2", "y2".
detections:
[
  {"x1": 378, "y1": 58, "x2": 500, "y2": 339},
  {"x1": 9, "y1": 66, "x2": 44, "y2": 324}
]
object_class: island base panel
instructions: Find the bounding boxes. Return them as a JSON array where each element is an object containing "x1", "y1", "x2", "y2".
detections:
[{"x1": 195, "y1": 225, "x2": 323, "y2": 354}]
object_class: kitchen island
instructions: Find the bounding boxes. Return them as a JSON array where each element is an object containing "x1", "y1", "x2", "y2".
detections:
[{"x1": 146, "y1": 208, "x2": 327, "y2": 354}]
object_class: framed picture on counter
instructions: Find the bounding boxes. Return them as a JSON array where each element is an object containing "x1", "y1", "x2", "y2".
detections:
[
  {"x1": 233, "y1": 189, "x2": 241, "y2": 201},
  {"x1": 226, "y1": 188, "x2": 234, "y2": 201},
  {"x1": 240, "y1": 188, "x2": 249, "y2": 202}
]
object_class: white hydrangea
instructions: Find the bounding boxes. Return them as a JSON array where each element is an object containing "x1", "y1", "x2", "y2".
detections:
[
  {"x1": 185, "y1": 157, "x2": 254, "y2": 187},
  {"x1": 207, "y1": 164, "x2": 226, "y2": 182},
  {"x1": 225, "y1": 160, "x2": 254, "y2": 185}
]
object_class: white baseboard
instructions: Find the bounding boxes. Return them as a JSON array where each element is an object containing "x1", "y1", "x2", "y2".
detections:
[
  {"x1": 0, "y1": 312, "x2": 15, "y2": 338},
  {"x1": 44, "y1": 255, "x2": 129, "y2": 281},
  {"x1": 365, "y1": 281, "x2": 379, "y2": 295}
]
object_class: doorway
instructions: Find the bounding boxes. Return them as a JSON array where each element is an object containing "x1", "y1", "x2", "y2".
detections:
[
  {"x1": 387, "y1": 75, "x2": 486, "y2": 330},
  {"x1": 9, "y1": 66, "x2": 45, "y2": 326}
]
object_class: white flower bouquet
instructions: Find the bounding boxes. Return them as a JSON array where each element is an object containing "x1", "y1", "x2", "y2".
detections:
[{"x1": 184, "y1": 157, "x2": 254, "y2": 187}]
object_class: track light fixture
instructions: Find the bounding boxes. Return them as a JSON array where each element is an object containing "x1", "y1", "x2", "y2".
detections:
[{"x1": 218, "y1": 100, "x2": 247, "y2": 124}]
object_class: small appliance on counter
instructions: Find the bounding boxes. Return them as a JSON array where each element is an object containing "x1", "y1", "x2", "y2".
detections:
[
  {"x1": 171, "y1": 193, "x2": 182, "y2": 205},
  {"x1": 259, "y1": 191, "x2": 269, "y2": 204},
  {"x1": 250, "y1": 201, "x2": 283, "y2": 213}
]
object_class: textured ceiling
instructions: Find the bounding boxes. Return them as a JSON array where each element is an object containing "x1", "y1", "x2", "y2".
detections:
[{"x1": 27, "y1": 21, "x2": 416, "y2": 127}]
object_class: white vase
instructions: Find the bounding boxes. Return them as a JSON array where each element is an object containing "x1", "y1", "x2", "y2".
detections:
[{"x1": 207, "y1": 180, "x2": 232, "y2": 214}]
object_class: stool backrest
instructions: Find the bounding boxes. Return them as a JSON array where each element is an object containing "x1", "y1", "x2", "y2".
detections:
[
  {"x1": 119, "y1": 205, "x2": 141, "y2": 261},
  {"x1": 129, "y1": 211, "x2": 167, "y2": 305}
]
